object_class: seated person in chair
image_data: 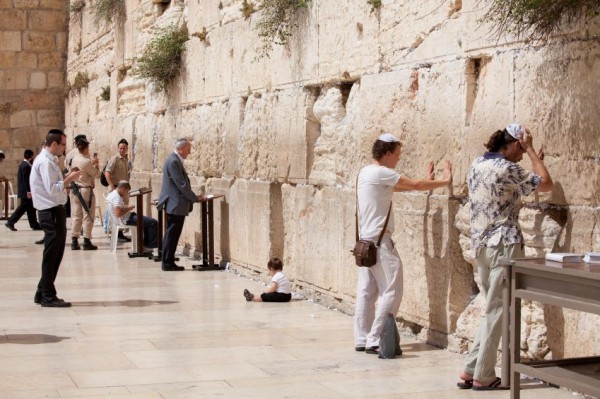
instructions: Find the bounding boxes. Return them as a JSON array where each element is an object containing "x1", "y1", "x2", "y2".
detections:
[{"x1": 106, "y1": 180, "x2": 158, "y2": 249}]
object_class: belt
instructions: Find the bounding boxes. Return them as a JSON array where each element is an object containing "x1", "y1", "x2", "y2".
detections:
[{"x1": 75, "y1": 185, "x2": 94, "y2": 189}]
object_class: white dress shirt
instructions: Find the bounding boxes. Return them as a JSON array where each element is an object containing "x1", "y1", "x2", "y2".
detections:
[{"x1": 30, "y1": 148, "x2": 67, "y2": 210}]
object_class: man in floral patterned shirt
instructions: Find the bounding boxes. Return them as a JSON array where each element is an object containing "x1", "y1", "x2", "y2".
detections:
[{"x1": 458, "y1": 124, "x2": 553, "y2": 390}]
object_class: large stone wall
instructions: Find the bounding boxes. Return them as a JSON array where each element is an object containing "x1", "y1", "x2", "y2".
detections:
[
  {"x1": 0, "y1": 0, "x2": 67, "y2": 183},
  {"x1": 63, "y1": 0, "x2": 600, "y2": 358}
]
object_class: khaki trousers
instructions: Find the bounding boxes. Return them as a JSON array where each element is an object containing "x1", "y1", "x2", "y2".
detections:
[
  {"x1": 464, "y1": 242, "x2": 524, "y2": 381},
  {"x1": 70, "y1": 188, "x2": 96, "y2": 239}
]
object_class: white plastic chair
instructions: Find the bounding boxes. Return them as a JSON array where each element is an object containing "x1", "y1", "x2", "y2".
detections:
[
  {"x1": 7, "y1": 181, "x2": 18, "y2": 212},
  {"x1": 106, "y1": 202, "x2": 137, "y2": 253}
]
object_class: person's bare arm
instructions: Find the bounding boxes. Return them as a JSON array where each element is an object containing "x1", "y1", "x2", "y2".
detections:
[
  {"x1": 265, "y1": 281, "x2": 278, "y2": 294},
  {"x1": 394, "y1": 160, "x2": 452, "y2": 192},
  {"x1": 113, "y1": 204, "x2": 135, "y2": 218},
  {"x1": 518, "y1": 130, "x2": 553, "y2": 192}
]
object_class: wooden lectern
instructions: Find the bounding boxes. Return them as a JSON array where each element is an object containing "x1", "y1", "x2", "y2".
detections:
[
  {"x1": 128, "y1": 187, "x2": 153, "y2": 258},
  {"x1": 192, "y1": 194, "x2": 225, "y2": 271}
]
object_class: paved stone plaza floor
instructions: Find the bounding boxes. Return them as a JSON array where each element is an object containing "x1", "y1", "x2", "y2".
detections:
[{"x1": 0, "y1": 219, "x2": 579, "y2": 398}]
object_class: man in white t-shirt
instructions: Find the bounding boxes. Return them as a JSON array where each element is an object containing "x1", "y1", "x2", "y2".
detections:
[{"x1": 354, "y1": 133, "x2": 452, "y2": 355}]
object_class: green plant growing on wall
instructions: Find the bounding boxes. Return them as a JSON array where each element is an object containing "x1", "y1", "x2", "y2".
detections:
[
  {"x1": 91, "y1": 0, "x2": 126, "y2": 27},
  {"x1": 71, "y1": 71, "x2": 90, "y2": 93},
  {"x1": 482, "y1": 0, "x2": 600, "y2": 40},
  {"x1": 131, "y1": 25, "x2": 189, "y2": 93},
  {"x1": 241, "y1": 0, "x2": 256, "y2": 19},
  {"x1": 367, "y1": 0, "x2": 381, "y2": 13},
  {"x1": 100, "y1": 85, "x2": 110, "y2": 101},
  {"x1": 192, "y1": 27, "x2": 209, "y2": 42},
  {"x1": 254, "y1": 0, "x2": 311, "y2": 59}
]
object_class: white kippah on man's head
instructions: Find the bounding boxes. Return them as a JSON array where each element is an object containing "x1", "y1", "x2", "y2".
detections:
[
  {"x1": 377, "y1": 132, "x2": 400, "y2": 143},
  {"x1": 506, "y1": 123, "x2": 525, "y2": 139}
]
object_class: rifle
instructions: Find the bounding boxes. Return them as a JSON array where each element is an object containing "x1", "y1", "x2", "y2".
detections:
[{"x1": 70, "y1": 181, "x2": 91, "y2": 216}]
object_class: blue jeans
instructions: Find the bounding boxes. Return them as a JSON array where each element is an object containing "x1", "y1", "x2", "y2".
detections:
[{"x1": 126, "y1": 212, "x2": 158, "y2": 248}]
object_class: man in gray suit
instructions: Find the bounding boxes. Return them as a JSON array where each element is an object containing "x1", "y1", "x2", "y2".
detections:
[{"x1": 157, "y1": 138, "x2": 203, "y2": 271}]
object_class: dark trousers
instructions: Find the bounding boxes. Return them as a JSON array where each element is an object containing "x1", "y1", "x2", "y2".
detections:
[
  {"x1": 126, "y1": 212, "x2": 158, "y2": 248},
  {"x1": 261, "y1": 292, "x2": 292, "y2": 302},
  {"x1": 36, "y1": 205, "x2": 67, "y2": 301},
  {"x1": 162, "y1": 214, "x2": 185, "y2": 266},
  {"x1": 7, "y1": 197, "x2": 41, "y2": 229}
]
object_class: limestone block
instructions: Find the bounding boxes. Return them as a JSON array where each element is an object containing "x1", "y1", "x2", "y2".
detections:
[
  {"x1": 0, "y1": 32, "x2": 22, "y2": 52},
  {"x1": 236, "y1": 93, "x2": 278, "y2": 180},
  {"x1": 117, "y1": 76, "x2": 145, "y2": 115},
  {"x1": 178, "y1": 39, "x2": 206, "y2": 104},
  {"x1": 226, "y1": 179, "x2": 278, "y2": 269},
  {"x1": 222, "y1": 97, "x2": 243, "y2": 176},
  {"x1": 23, "y1": 90, "x2": 63, "y2": 110},
  {"x1": 315, "y1": 1, "x2": 380, "y2": 79},
  {"x1": 23, "y1": 31, "x2": 56, "y2": 52},
  {"x1": 202, "y1": 24, "x2": 234, "y2": 101},
  {"x1": 177, "y1": 102, "x2": 229, "y2": 178},
  {"x1": 0, "y1": 51, "x2": 17, "y2": 68},
  {"x1": 10, "y1": 110, "x2": 35, "y2": 128},
  {"x1": 0, "y1": 0, "x2": 13, "y2": 7},
  {"x1": 0, "y1": 130, "x2": 9, "y2": 148},
  {"x1": 0, "y1": 9, "x2": 26, "y2": 30},
  {"x1": 230, "y1": 18, "x2": 269, "y2": 93},
  {"x1": 131, "y1": 114, "x2": 152, "y2": 172},
  {"x1": 281, "y1": 184, "x2": 357, "y2": 298},
  {"x1": 189, "y1": 0, "x2": 220, "y2": 32},
  {"x1": 308, "y1": 86, "x2": 349, "y2": 186},
  {"x1": 16, "y1": 52, "x2": 37, "y2": 68},
  {"x1": 28, "y1": 10, "x2": 67, "y2": 31},
  {"x1": 514, "y1": 42, "x2": 600, "y2": 206},
  {"x1": 47, "y1": 71, "x2": 64, "y2": 89},
  {"x1": 37, "y1": 110, "x2": 61, "y2": 126},
  {"x1": 2, "y1": 70, "x2": 28, "y2": 90},
  {"x1": 29, "y1": 71, "x2": 47, "y2": 89},
  {"x1": 13, "y1": 0, "x2": 39, "y2": 8},
  {"x1": 203, "y1": 176, "x2": 234, "y2": 261},
  {"x1": 13, "y1": 126, "x2": 39, "y2": 147},
  {"x1": 38, "y1": 52, "x2": 64, "y2": 70},
  {"x1": 39, "y1": 0, "x2": 64, "y2": 10}
]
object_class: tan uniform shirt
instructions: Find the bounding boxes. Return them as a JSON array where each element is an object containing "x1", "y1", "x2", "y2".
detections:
[
  {"x1": 64, "y1": 148, "x2": 79, "y2": 173},
  {"x1": 105, "y1": 154, "x2": 130, "y2": 185},
  {"x1": 71, "y1": 153, "x2": 100, "y2": 187}
]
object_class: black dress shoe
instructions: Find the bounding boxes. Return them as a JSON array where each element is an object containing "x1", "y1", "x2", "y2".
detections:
[
  {"x1": 32, "y1": 226, "x2": 42, "y2": 231},
  {"x1": 41, "y1": 298, "x2": 72, "y2": 307},
  {"x1": 5, "y1": 223, "x2": 17, "y2": 231},
  {"x1": 162, "y1": 264, "x2": 185, "y2": 271},
  {"x1": 35, "y1": 239, "x2": 45, "y2": 245},
  {"x1": 34, "y1": 292, "x2": 42, "y2": 304}
]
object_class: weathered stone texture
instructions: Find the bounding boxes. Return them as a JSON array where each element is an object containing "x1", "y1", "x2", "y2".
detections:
[
  {"x1": 0, "y1": 2, "x2": 67, "y2": 178},
  {"x1": 61, "y1": 0, "x2": 600, "y2": 359}
]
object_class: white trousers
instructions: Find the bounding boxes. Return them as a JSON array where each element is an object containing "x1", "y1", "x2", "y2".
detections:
[{"x1": 354, "y1": 235, "x2": 403, "y2": 348}]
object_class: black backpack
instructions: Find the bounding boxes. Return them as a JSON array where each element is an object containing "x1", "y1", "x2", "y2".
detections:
[{"x1": 99, "y1": 164, "x2": 109, "y2": 187}]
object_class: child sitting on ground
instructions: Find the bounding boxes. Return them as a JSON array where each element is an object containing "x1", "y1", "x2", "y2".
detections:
[{"x1": 244, "y1": 257, "x2": 292, "y2": 302}]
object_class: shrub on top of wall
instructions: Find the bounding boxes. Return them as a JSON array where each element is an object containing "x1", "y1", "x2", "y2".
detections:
[
  {"x1": 483, "y1": 0, "x2": 600, "y2": 40},
  {"x1": 131, "y1": 25, "x2": 189, "y2": 93},
  {"x1": 254, "y1": 0, "x2": 311, "y2": 60},
  {"x1": 92, "y1": 0, "x2": 126, "y2": 27}
]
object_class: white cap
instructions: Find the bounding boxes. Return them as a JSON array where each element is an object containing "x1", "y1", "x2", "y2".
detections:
[
  {"x1": 377, "y1": 132, "x2": 400, "y2": 143},
  {"x1": 506, "y1": 123, "x2": 525, "y2": 140}
]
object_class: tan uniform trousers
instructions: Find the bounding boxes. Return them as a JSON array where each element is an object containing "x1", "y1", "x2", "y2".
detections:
[
  {"x1": 463, "y1": 241, "x2": 524, "y2": 381},
  {"x1": 70, "y1": 187, "x2": 96, "y2": 239}
]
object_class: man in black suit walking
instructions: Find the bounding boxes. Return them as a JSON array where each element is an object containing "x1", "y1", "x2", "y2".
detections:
[
  {"x1": 157, "y1": 138, "x2": 203, "y2": 271},
  {"x1": 5, "y1": 149, "x2": 42, "y2": 231}
]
